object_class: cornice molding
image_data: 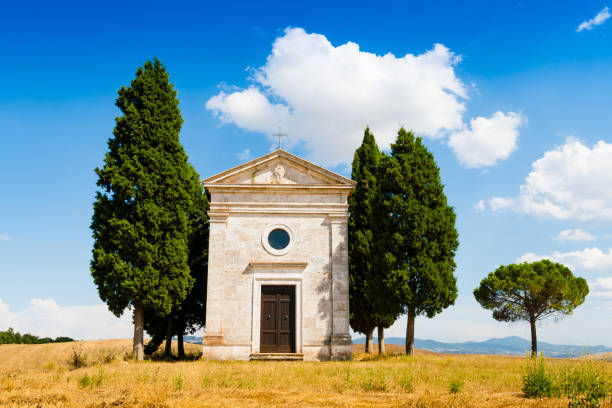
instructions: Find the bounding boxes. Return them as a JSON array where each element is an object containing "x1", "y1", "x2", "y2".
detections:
[{"x1": 249, "y1": 262, "x2": 308, "y2": 269}]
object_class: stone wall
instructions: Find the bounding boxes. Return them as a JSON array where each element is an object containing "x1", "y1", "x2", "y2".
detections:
[{"x1": 201, "y1": 151, "x2": 354, "y2": 361}]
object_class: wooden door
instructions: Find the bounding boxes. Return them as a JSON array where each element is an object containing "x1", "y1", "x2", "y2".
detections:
[{"x1": 260, "y1": 285, "x2": 295, "y2": 353}]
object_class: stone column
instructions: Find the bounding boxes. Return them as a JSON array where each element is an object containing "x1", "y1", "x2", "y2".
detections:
[
  {"x1": 329, "y1": 213, "x2": 352, "y2": 360},
  {"x1": 202, "y1": 212, "x2": 228, "y2": 359}
]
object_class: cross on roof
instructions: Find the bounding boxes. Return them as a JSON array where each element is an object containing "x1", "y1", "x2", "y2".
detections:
[{"x1": 273, "y1": 128, "x2": 288, "y2": 150}]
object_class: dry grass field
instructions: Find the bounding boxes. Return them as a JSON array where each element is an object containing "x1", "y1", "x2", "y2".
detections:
[{"x1": 0, "y1": 340, "x2": 610, "y2": 407}]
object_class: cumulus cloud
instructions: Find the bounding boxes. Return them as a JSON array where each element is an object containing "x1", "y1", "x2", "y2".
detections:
[
  {"x1": 517, "y1": 247, "x2": 612, "y2": 271},
  {"x1": 577, "y1": 6, "x2": 611, "y2": 32},
  {"x1": 207, "y1": 28, "x2": 526, "y2": 167},
  {"x1": 475, "y1": 200, "x2": 486, "y2": 211},
  {"x1": 488, "y1": 138, "x2": 612, "y2": 221},
  {"x1": 207, "y1": 27, "x2": 476, "y2": 166},
  {"x1": 555, "y1": 228, "x2": 597, "y2": 242},
  {"x1": 0, "y1": 298, "x2": 133, "y2": 340},
  {"x1": 448, "y1": 111, "x2": 525, "y2": 168}
]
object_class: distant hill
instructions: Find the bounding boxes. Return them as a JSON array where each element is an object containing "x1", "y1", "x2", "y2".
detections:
[
  {"x1": 352, "y1": 336, "x2": 612, "y2": 358},
  {"x1": 184, "y1": 335, "x2": 611, "y2": 358},
  {"x1": 184, "y1": 336, "x2": 205, "y2": 344}
]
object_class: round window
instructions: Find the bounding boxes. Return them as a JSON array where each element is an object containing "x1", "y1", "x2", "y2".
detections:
[
  {"x1": 262, "y1": 224, "x2": 295, "y2": 255},
  {"x1": 268, "y1": 228, "x2": 290, "y2": 250}
]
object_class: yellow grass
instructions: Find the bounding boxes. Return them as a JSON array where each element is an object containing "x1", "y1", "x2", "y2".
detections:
[{"x1": 0, "y1": 340, "x2": 610, "y2": 407}]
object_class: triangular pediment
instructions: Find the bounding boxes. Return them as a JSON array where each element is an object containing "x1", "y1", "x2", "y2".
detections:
[{"x1": 203, "y1": 150, "x2": 355, "y2": 187}]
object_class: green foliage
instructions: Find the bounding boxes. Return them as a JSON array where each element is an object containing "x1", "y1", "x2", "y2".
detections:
[
  {"x1": 94, "y1": 369, "x2": 105, "y2": 387},
  {"x1": 561, "y1": 361, "x2": 609, "y2": 408},
  {"x1": 348, "y1": 128, "x2": 397, "y2": 337},
  {"x1": 79, "y1": 373, "x2": 92, "y2": 388},
  {"x1": 474, "y1": 260, "x2": 589, "y2": 323},
  {"x1": 359, "y1": 368, "x2": 388, "y2": 392},
  {"x1": 344, "y1": 368, "x2": 352, "y2": 391},
  {"x1": 78, "y1": 369, "x2": 104, "y2": 388},
  {"x1": 373, "y1": 128, "x2": 459, "y2": 346},
  {"x1": 0, "y1": 327, "x2": 74, "y2": 344},
  {"x1": 522, "y1": 356, "x2": 554, "y2": 398},
  {"x1": 474, "y1": 260, "x2": 589, "y2": 354},
  {"x1": 144, "y1": 192, "x2": 209, "y2": 358},
  {"x1": 522, "y1": 356, "x2": 609, "y2": 406},
  {"x1": 449, "y1": 377, "x2": 464, "y2": 394},
  {"x1": 174, "y1": 373, "x2": 183, "y2": 391},
  {"x1": 399, "y1": 374, "x2": 415, "y2": 392},
  {"x1": 91, "y1": 58, "x2": 206, "y2": 321}
]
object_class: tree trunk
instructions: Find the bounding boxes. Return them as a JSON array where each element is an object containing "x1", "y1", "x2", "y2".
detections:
[
  {"x1": 377, "y1": 326, "x2": 385, "y2": 355},
  {"x1": 406, "y1": 308, "x2": 416, "y2": 355},
  {"x1": 133, "y1": 302, "x2": 144, "y2": 361},
  {"x1": 178, "y1": 331, "x2": 185, "y2": 359},
  {"x1": 164, "y1": 317, "x2": 173, "y2": 358},
  {"x1": 530, "y1": 317, "x2": 537, "y2": 357},
  {"x1": 365, "y1": 329, "x2": 374, "y2": 353}
]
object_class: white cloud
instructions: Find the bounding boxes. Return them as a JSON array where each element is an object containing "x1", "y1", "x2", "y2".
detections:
[
  {"x1": 208, "y1": 28, "x2": 524, "y2": 168},
  {"x1": 577, "y1": 6, "x2": 611, "y2": 32},
  {"x1": 475, "y1": 200, "x2": 486, "y2": 211},
  {"x1": 590, "y1": 277, "x2": 612, "y2": 299},
  {"x1": 488, "y1": 138, "x2": 612, "y2": 221},
  {"x1": 0, "y1": 298, "x2": 133, "y2": 340},
  {"x1": 517, "y1": 247, "x2": 612, "y2": 271},
  {"x1": 0, "y1": 234, "x2": 9, "y2": 241},
  {"x1": 487, "y1": 197, "x2": 513, "y2": 211},
  {"x1": 448, "y1": 111, "x2": 525, "y2": 168},
  {"x1": 236, "y1": 148, "x2": 252, "y2": 161},
  {"x1": 207, "y1": 27, "x2": 473, "y2": 166},
  {"x1": 555, "y1": 228, "x2": 597, "y2": 242}
]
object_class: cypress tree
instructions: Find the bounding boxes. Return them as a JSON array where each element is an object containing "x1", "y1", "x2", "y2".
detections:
[
  {"x1": 349, "y1": 128, "x2": 400, "y2": 354},
  {"x1": 375, "y1": 128, "x2": 459, "y2": 355},
  {"x1": 144, "y1": 199, "x2": 209, "y2": 359},
  {"x1": 348, "y1": 128, "x2": 378, "y2": 352},
  {"x1": 91, "y1": 59, "x2": 204, "y2": 360}
]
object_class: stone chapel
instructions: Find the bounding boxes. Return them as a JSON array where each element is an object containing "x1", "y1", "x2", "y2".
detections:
[{"x1": 201, "y1": 149, "x2": 355, "y2": 361}]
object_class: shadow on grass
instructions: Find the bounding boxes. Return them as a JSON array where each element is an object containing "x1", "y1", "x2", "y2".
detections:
[{"x1": 146, "y1": 350, "x2": 203, "y2": 362}]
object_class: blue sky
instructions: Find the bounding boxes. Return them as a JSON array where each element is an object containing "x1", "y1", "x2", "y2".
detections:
[{"x1": 1, "y1": 1, "x2": 611, "y2": 345}]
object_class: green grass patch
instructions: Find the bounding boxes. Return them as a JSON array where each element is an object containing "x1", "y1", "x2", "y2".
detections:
[{"x1": 522, "y1": 356, "x2": 610, "y2": 406}]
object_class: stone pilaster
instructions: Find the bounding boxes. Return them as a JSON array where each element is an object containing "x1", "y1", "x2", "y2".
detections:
[
  {"x1": 329, "y1": 213, "x2": 352, "y2": 360},
  {"x1": 202, "y1": 212, "x2": 228, "y2": 359}
]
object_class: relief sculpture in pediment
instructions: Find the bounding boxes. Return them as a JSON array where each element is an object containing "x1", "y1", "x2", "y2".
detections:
[{"x1": 271, "y1": 164, "x2": 286, "y2": 184}]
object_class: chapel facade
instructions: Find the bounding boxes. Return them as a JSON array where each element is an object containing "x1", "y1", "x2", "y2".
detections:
[{"x1": 201, "y1": 149, "x2": 355, "y2": 361}]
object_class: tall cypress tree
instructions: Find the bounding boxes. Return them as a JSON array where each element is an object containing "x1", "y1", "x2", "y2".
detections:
[
  {"x1": 375, "y1": 128, "x2": 459, "y2": 355},
  {"x1": 91, "y1": 59, "x2": 204, "y2": 360},
  {"x1": 144, "y1": 198, "x2": 209, "y2": 359},
  {"x1": 348, "y1": 128, "x2": 379, "y2": 352},
  {"x1": 349, "y1": 128, "x2": 400, "y2": 354}
]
